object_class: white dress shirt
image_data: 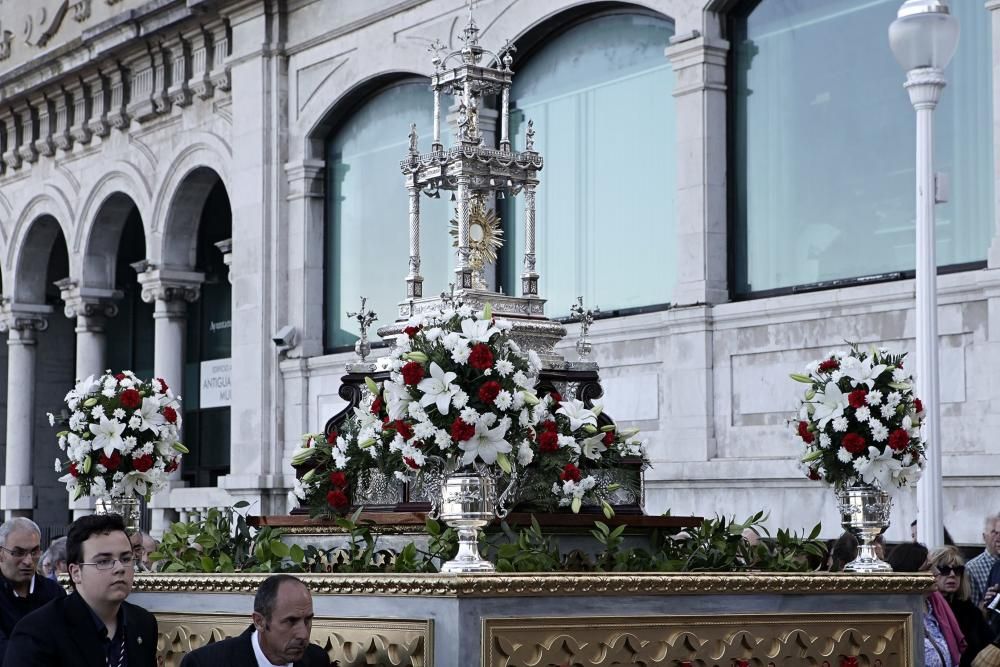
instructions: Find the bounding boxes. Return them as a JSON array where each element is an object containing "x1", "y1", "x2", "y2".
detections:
[{"x1": 251, "y1": 629, "x2": 292, "y2": 667}]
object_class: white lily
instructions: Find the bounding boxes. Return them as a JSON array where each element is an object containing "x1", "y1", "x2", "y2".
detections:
[
  {"x1": 89, "y1": 417, "x2": 126, "y2": 458},
  {"x1": 457, "y1": 417, "x2": 512, "y2": 465},
  {"x1": 841, "y1": 356, "x2": 888, "y2": 389},
  {"x1": 580, "y1": 432, "x2": 607, "y2": 460},
  {"x1": 385, "y1": 381, "x2": 414, "y2": 420},
  {"x1": 137, "y1": 397, "x2": 166, "y2": 433},
  {"x1": 417, "y1": 362, "x2": 458, "y2": 415},
  {"x1": 460, "y1": 318, "x2": 498, "y2": 344},
  {"x1": 811, "y1": 382, "x2": 848, "y2": 430},
  {"x1": 556, "y1": 399, "x2": 597, "y2": 432},
  {"x1": 853, "y1": 446, "x2": 902, "y2": 491}
]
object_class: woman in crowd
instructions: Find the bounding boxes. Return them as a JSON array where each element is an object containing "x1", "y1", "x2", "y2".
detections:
[{"x1": 928, "y1": 546, "x2": 991, "y2": 666}]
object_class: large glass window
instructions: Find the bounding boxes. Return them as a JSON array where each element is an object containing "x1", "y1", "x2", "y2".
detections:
[
  {"x1": 324, "y1": 80, "x2": 452, "y2": 351},
  {"x1": 501, "y1": 12, "x2": 676, "y2": 315},
  {"x1": 731, "y1": 0, "x2": 993, "y2": 296}
]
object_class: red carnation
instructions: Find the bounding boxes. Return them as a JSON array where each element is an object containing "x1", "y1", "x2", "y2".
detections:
[
  {"x1": 914, "y1": 398, "x2": 924, "y2": 414},
  {"x1": 403, "y1": 456, "x2": 419, "y2": 469},
  {"x1": 888, "y1": 428, "x2": 910, "y2": 451},
  {"x1": 538, "y1": 430, "x2": 559, "y2": 452},
  {"x1": 842, "y1": 433, "x2": 866, "y2": 454},
  {"x1": 478, "y1": 381, "x2": 502, "y2": 404},
  {"x1": 162, "y1": 406, "x2": 178, "y2": 424},
  {"x1": 602, "y1": 431, "x2": 615, "y2": 446},
  {"x1": 848, "y1": 389, "x2": 868, "y2": 409},
  {"x1": 392, "y1": 420, "x2": 414, "y2": 440},
  {"x1": 807, "y1": 468, "x2": 821, "y2": 481},
  {"x1": 156, "y1": 378, "x2": 169, "y2": 392},
  {"x1": 450, "y1": 418, "x2": 476, "y2": 442},
  {"x1": 401, "y1": 361, "x2": 425, "y2": 385},
  {"x1": 329, "y1": 471, "x2": 347, "y2": 488},
  {"x1": 119, "y1": 389, "x2": 141, "y2": 410},
  {"x1": 165, "y1": 459, "x2": 179, "y2": 474},
  {"x1": 114, "y1": 373, "x2": 126, "y2": 382},
  {"x1": 132, "y1": 454, "x2": 154, "y2": 472},
  {"x1": 371, "y1": 396, "x2": 383, "y2": 415},
  {"x1": 818, "y1": 359, "x2": 840, "y2": 373},
  {"x1": 797, "y1": 421, "x2": 814, "y2": 444},
  {"x1": 468, "y1": 344, "x2": 494, "y2": 370},
  {"x1": 559, "y1": 463, "x2": 581, "y2": 483},
  {"x1": 403, "y1": 326, "x2": 420, "y2": 339},
  {"x1": 99, "y1": 452, "x2": 122, "y2": 471},
  {"x1": 68, "y1": 463, "x2": 79, "y2": 478},
  {"x1": 548, "y1": 391, "x2": 563, "y2": 404},
  {"x1": 326, "y1": 489, "x2": 349, "y2": 509},
  {"x1": 326, "y1": 431, "x2": 338, "y2": 444},
  {"x1": 541, "y1": 420, "x2": 557, "y2": 433}
]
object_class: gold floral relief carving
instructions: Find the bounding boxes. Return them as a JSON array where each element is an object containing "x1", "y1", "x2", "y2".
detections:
[
  {"x1": 154, "y1": 613, "x2": 430, "y2": 667},
  {"x1": 483, "y1": 613, "x2": 911, "y2": 666}
]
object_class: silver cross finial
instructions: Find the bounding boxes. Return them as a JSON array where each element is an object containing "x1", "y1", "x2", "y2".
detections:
[
  {"x1": 570, "y1": 296, "x2": 600, "y2": 361},
  {"x1": 347, "y1": 296, "x2": 378, "y2": 363}
]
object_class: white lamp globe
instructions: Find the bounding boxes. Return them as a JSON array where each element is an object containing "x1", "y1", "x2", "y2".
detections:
[{"x1": 888, "y1": 0, "x2": 960, "y2": 72}]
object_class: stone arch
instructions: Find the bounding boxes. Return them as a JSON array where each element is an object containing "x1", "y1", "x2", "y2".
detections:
[
  {"x1": 74, "y1": 164, "x2": 153, "y2": 256},
  {"x1": 7, "y1": 194, "x2": 73, "y2": 302},
  {"x1": 79, "y1": 192, "x2": 145, "y2": 290}
]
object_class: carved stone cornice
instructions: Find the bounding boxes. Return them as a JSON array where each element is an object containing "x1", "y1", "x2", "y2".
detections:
[
  {"x1": 206, "y1": 22, "x2": 231, "y2": 93},
  {"x1": 13, "y1": 101, "x2": 38, "y2": 164},
  {"x1": 67, "y1": 75, "x2": 92, "y2": 144},
  {"x1": 50, "y1": 87, "x2": 73, "y2": 151},
  {"x1": 165, "y1": 36, "x2": 192, "y2": 108},
  {"x1": 55, "y1": 280, "x2": 122, "y2": 319},
  {"x1": 135, "y1": 266, "x2": 204, "y2": 304},
  {"x1": 31, "y1": 93, "x2": 55, "y2": 157},
  {"x1": 185, "y1": 26, "x2": 214, "y2": 100},
  {"x1": 125, "y1": 48, "x2": 157, "y2": 123},
  {"x1": 1, "y1": 112, "x2": 22, "y2": 170},
  {"x1": 0, "y1": 301, "x2": 51, "y2": 334},
  {"x1": 129, "y1": 572, "x2": 935, "y2": 596}
]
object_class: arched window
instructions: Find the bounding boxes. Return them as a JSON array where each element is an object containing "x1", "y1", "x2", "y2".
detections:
[
  {"x1": 324, "y1": 79, "x2": 452, "y2": 351},
  {"x1": 730, "y1": 1, "x2": 993, "y2": 296},
  {"x1": 501, "y1": 10, "x2": 676, "y2": 315}
]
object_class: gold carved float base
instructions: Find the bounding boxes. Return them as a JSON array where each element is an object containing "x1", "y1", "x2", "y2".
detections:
[{"x1": 483, "y1": 613, "x2": 911, "y2": 666}]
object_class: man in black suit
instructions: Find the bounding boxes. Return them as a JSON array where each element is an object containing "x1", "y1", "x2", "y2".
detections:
[
  {"x1": 5, "y1": 513, "x2": 158, "y2": 666},
  {"x1": 0, "y1": 517, "x2": 66, "y2": 665},
  {"x1": 180, "y1": 574, "x2": 330, "y2": 666}
]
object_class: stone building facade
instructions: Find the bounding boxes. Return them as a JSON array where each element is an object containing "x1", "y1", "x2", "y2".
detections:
[{"x1": 0, "y1": 0, "x2": 997, "y2": 543}]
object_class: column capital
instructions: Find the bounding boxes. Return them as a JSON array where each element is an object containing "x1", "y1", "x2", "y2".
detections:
[
  {"x1": 987, "y1": 1, "x2": 1000, "y2": 11},
  {"x1": 55, "y1": 279, "x2": 122, "y2": 319},
  {"x1": 284, "y1": 159, "x2": 325, "y2": 200},
  {"x1": 135, "y1": 265, "x2": 204, "y2": 304},
  {"x1": 665, "y1": 34, "x2": 729, "y2": 97},
  {"x1": 0, "y1": 301, "x2": 51, "y2": 334}
]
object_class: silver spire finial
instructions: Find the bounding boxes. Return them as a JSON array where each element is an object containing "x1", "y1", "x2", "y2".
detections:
[
  {"x1": 347, "y1": 296, "x2": 378, "y2": 363},
  {"x1": 570, "y1": 296, "x2": 600, "y2": 361}
]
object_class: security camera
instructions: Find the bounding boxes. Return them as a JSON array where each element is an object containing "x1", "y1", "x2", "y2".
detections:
[{"x1": 272, "y1": 325, "x2": 297, "y2": 349}]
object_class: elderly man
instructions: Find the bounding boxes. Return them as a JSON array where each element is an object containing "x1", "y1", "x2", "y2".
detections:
[
  {"x1": 180, "y1": 574, "x2": 329, "y2": 666},
  {"x1": 0, "y1": 518, "x2": 66, "y2": 665},
  {"x1": 967, "y1": 513, "x2": 1000, "y2": 605}
]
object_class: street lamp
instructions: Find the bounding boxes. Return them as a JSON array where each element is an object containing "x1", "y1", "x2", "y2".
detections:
[{"x1": 888, "y1": 0, "x2": 959, "y2": 550}]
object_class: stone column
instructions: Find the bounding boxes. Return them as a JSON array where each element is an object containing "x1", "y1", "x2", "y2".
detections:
[
  {"x1": 665, "y1": 34, "x2": 729, "y2": 306},
  {"x1": 284, "y1": 160, "x2": 324, "y2": 358},
  {"x1": 136, "y1": 267, "x2": 202, "y2": 533},
  {"x1": 0, "y1": 305, "x2": 50, "y2": 519},
  {"x1": 988, "y1": 1, "x2": 1000, "y2": 268}
]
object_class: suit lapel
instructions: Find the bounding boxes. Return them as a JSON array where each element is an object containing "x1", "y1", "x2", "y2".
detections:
[
  {"x1": 64, "y1": 593, "x2": 111, "y2": 667},
  {"x1": 123, "y1": 603, "x2": 145, "y2": 667},
  {"x1": 237, "y1": 625, "x2": 258, "y2": 664}
]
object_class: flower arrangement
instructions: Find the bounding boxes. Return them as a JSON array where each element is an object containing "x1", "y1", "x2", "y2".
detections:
[
  {"x1": 292, "y1": 304, "x2": 647, "y2": 517},
  {"x1": 51, "y1": 371, "x2": 187, "y2": 501},
  {"x1": 790, "y1": 345, "x2": 925, "y2": 491}
]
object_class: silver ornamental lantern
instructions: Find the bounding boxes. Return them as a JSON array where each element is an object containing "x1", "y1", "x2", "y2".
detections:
[{"x1": 836, "y1": 484, "x2": 893, "y2": 572}]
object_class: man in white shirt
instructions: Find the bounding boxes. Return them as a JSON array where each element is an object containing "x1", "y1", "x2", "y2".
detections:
[{"x1": 179, "y1": 574, "x2": 330, "y2": 666}]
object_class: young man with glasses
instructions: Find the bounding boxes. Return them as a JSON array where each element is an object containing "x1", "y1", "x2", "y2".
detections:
[
  {"x1": 5, "y1": 514, "x2": 158, "y2": 666},
  {"x1": 0, "y1": 517, "x2": 66, "y2": 665}
]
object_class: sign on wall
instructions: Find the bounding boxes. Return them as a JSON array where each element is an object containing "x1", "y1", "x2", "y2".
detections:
[{"x1": 200, "y1": 358, "x2": 232, "y2": 409}]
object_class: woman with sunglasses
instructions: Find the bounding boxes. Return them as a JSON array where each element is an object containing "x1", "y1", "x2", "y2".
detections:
[{"x1": 928, "y1": 546, "x2": 992, "y2": 666}]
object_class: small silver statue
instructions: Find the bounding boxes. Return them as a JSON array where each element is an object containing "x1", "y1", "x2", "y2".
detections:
[
  {"x1": 347, "y1": 297, "x2": 378, "y2": 363},
  {"x1": 570, "y1": 296, "x2": 599, "y2": 361}
]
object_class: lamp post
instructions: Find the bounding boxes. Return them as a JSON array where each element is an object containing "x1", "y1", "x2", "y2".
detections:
[{"x1": 888, "y1": 0, "x2": 959, "y2": 550}]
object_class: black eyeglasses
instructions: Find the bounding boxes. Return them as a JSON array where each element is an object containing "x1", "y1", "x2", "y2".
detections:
[
  {"x1": 936, "y1": 565, "x2": 965, "y2": 577},
  {"x1": 78, "y1": 555, "x2": 134, "y2": 571},
  {"x1": 0, "y1": 546, "x2": 41, "y2": 560}
]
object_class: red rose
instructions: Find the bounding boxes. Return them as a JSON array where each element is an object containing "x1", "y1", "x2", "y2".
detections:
[
  {"x1": 468, "y1": 344, "x2": 494, "y2": 370},
  {"x1": 99, "y1": 452, "x2": 122, "y2": 471},
  {"x1": 162, "y1": 406, "x2": 178, "y2": 423},
  {"x1": 818, "y1": 359, "x2": 840, "y2": 373},
  {"x1": 888, "y1": 428, "x2": 910, "y2": 451},
  {"x1": 392, "y1": 420, "x2": 414, "y2": 440},
  {"x1": 559, "y1": 463, "x2": 581, "y2": 483},
  {"x1": 326, "y1": 489, "x2": 349, "y2": 509},
  {"x1": 403, "y1": 456, "x2": 419, "y2": 469},
  {"x1": 842, "y1": 433, "x2": 866, "y2": 454},
  {"x1": 538, "y1": 430, "x2": 559, "y2": 452},
  {"x1": 114, "y1": 373, "x2": 126, "y2": 381},
  {"x1": 914, "y1": 398, "x2": 924, "y2": 414},
  {"x1": 403, "y1": 326, "x2": 420, "y2": 339},
  {"x1": 165, "y1": 459, "x2": 179, "y2": 473},
  {"x1": 68, "y1": 463, "x2": 79, "y2": 478},
  {"x1": 132, "y1": 454, "x2": 154, "y2": 472},
  {"x1": 329, "y1": 471, "x2": 347, "y2": 488},
  {"x1": 156, "y1": 378, "x2": 169, "y2": 392},
  {"x1": 602, "y1": 431, "x2": 615, "y2": 446},
  {"x1": 478, "y1": 381, "x2": 502, "y2": 404},
  {"x1": 548, "y1": 391, "x2": 563, "y2": 404},
  {"x1": 119, "y1": 388, "x2": 141, "y2": 410},
  {"x1": 401, "y1": 361, "x2": 425, "y2": 385},
  {"x1": 807, "y1": 468, "x2": 821, "y2": 481},
  {"x1": 371, "y1": 396, "x2": 383, "y2": 415},
  {"x1": 450, "y1": 418, "x2": 476, "y2": 442},
  {"x1": 848, "y1": 389, "x2": 868, "y2": 409},
  {"x1": 797, "y1": 421, "x2": 814, "y2": 444},
  {"x1": 326, "y1": 431, "x2": 338, "y2": 444}
]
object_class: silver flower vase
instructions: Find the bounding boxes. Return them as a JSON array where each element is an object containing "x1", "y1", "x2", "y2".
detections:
[
  {"x1": 438, "y1": 472, "x2": 499, "y2": 573},
  {"x1": 836, "y1": 483, "x2": 893, "y2": 572},
  {"x1": 95, "y1": 493, "x2": 142, "y2": 534}
]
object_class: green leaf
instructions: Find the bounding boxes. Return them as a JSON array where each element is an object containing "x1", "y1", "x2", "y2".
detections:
[
  {"x1": 200, "y1": 556, "x2": 216, "y2": 572},
  {"x1": 290, "y1": 544, "x2": 304, "y2": 564},
  {"x1": 233, "y1": 500, "x2": 251, "y2": 509},
  {"x1": 271, "y1": 541, "x2": 290, "y2": 558}
]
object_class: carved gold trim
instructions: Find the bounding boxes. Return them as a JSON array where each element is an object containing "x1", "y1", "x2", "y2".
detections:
[
  {"x1": 156, "y1": 612, "x2": 431, "y2": 667},
  {"x1": 134, "y1": 572, "x2": 934, "y2": 596},
  {"x1": 482, "y1": 613, "x2": 912, "y2": 666}
]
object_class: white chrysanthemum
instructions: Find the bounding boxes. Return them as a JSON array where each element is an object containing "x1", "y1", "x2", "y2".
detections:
[
  {"x1": 54, "y1": 457, "x2": 61, "y2": 472},
  {"x1": 459, "y1": 406, "x2": 480, "y2": 425},
  {"x1": 517, "y1": 441, "x2": 534, "y2": 466},
  {"x1": 854, "y1": 406, "x2": 871, "y2": 423},
  {"x1": 113, "y1": 408, "x2": 126, "y2": 420},
  {"x1": 892, "y1": 368, "x2": 908, "y2": 383},
  {"x1": 837, "y1": 447, "x2": 853, "y2": 463},
  {"x1": 425, "y1": 327, "x2": 443, "y2": 342},
  {"x1": 69, "y1": 411, "x2": 87, "y2": 432},
  {"x1": 518, "y1": 409, "x2": 531, "y2": 426},
  {"x1": 494, "y1": 390, "x2": 513, "y2": 411},
  {"x1": 513, "y1": 371, "x2": 532, "y2": 389},
  {"x1": 451, "y1": 345, "x2": 472, "y2": 365},
  {"x1": 832, "y1": 416, "x2": 848, "y2": 432},
  {"x1": 866, "y1": 390, "x2": 883, "y2": 406},
  {"x1": 871, "y1": 422, "x2": 889, "y2": 442},
  {"x1": 511, "y1": 391, "x2": 525, "y2": 411},
  {"x1": 527, "y1": 350, "x2": 543, "y2": 373},
  {"x1": 101, "y1": 386, "x2": 117, "y2": 398},
  {"x1": 434, "y1": 429, "x2": 453, "y2": 448},
  {"x1": 886, "y1": 391, "x2": 902, "y2": 407},
  {"x1": 451, "y1": 390, "x2": 469, "y2": 409},
  {"x1": 90, "y1": 405, "x2": 106, "y2": 419},
  {"x1": 880, "y1": 404, "x2": 896, "y2": 419},
  {"x1": 413, "y1": 420, "x2": 436, "y2": 440},
  {"x1": 457, "y1": 305, "x2": 473, "y2": 318},
  {"x1": 819, "y1": 433, "x2": 832, "y2": 449}
]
